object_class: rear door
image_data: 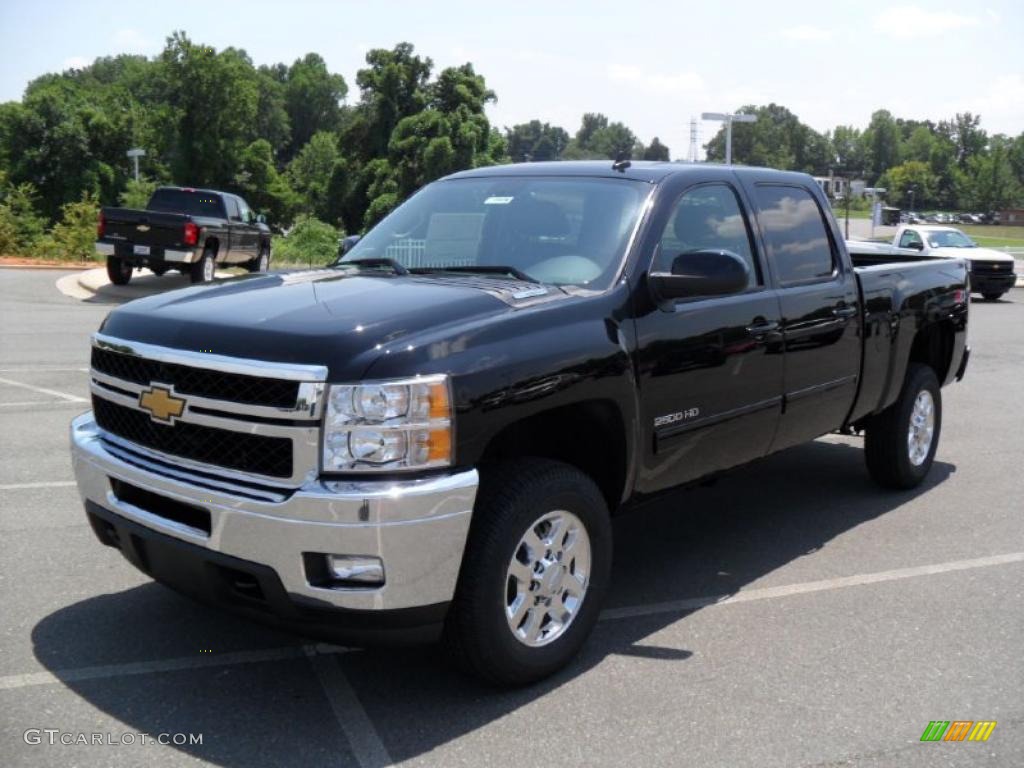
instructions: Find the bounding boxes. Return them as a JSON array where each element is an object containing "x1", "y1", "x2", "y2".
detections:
[
  {"x1": 747, "y1": 183, "x2": 861, "y2": 451},
  {"x1": 234, "y1": 196, "x2": 260, "y2": 262},
  {"x1": 223, "y1": 195, "x2": 248, "y2": 263},
  {"x1": 633, "y1": 179, "x2": 784, "y2": 493}
]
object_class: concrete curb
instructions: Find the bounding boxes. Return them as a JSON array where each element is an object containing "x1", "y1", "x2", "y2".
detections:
[{"x1": 56, "y1": 266, "x2": 235, "y2": 303}]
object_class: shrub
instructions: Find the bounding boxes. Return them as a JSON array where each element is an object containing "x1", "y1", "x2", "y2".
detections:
[
  {"x1": 0, "y1": 183, "x2": 47, "y2": 255},
  {"x1": 118, "y1": 177, "x2": 158, "y2": 209},
  {"x1": 37, "y1": 194, "x2": 101, "y2": 261},
  {"x1": 271, "y1": 214, "x2": 341, "y2": 267}
]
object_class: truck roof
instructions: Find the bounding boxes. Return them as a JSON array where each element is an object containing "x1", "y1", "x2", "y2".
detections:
[
  {"x1": 154, "y1": 185, "x2": 232, "y2": 197},
  {"x1": 444, "y1": 160, "x2": 812, "y2": 185}
]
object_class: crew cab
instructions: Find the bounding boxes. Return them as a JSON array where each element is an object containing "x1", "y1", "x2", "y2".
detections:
[
  {"x1": 72, "y1": 162, "x2": 969, "y2": 685},
  {"x1": 847, "y1": 224, "x2": 1017, "y2": 301},
  {"x1": 96, "y1": 187, "x2": 272, "y2": 285}
]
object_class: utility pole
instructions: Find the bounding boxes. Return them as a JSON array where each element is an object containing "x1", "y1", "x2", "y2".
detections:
[
  {"x1": 126, "y1": 148, "x2": 146, "y2": 181},
  {"x1": 701, "y1": 112, "x2": 756, "y2": 164},
  {"x1": 688, "y1": 117, "x2": 699, "y2": 163}
]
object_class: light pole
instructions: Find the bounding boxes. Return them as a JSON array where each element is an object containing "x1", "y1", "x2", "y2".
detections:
[
  {"x1": 126, "y1": 148, "x2": 146, "y2": 181},
  {"x1": 701, "y1": 112, "x2": 756, "y2": 164}
]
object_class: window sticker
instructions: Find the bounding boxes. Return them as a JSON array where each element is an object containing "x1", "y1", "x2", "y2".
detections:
[{"x1": 484, "y1": 196, "x2": 515, "y2": 205}]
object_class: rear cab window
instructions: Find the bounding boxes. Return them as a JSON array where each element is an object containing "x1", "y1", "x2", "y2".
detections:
[
  {"x1": 147, "y1": 189, "x2": 225, "y2": 218},
  {"x1": 752, "y1": 185, "x2": 837, "y2": 285}
]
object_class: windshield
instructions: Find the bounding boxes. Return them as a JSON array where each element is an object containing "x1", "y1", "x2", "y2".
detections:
[
  {"x1": 147, "y1": 189, "x2": 225, "y2": 218},
  {"x1": 927, "y1": 230, "x2": 976, "y2": 248},
  {"x1": 341, "y1": 176, "x2": 651, "y2": 288}
]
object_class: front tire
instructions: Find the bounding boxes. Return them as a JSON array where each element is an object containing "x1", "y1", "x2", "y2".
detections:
[
  {"x1": 106, "y1": 256, "x2": 132, "y2": 286},
  {"x1": 190, "y1": 247, "x2": 216, "y2": 284},
  {"x1": 864, "y1": 363, "x2": 942, "y2": 489},
  {"x1": 444, "y1": 459, "x2": 611, "y2": 686}
]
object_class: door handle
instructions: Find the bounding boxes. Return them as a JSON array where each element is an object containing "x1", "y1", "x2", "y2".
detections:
[
  {"x1": 832, "y1": 306, "x2": 857, "y2": 319},
  {"x1": 746, "y1": 321, "x2": 780, "y2": 339}
]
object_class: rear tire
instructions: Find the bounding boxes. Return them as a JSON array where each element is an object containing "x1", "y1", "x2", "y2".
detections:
[
  {"x1": 190, "y1": 247, "x2": 216, "y2": 284},
  {"x1": 864, "y1": 363, "x2": 941, "y2": 489},
  {"x1": 982, "y1": 292, "x2": 1004, "y2": 301},
  {"x1": 444, "y1": 458, "x2": 611, "y2": 686},
  {"x1": 246, "y1": 246, "x2": 270, "y2": 273},
  {"x1": 106, "y1": 256, "x2": 132, "y2": 286}
]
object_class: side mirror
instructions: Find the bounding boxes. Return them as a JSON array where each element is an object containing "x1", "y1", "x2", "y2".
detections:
[
  {"x1": 649, "y1": 250, "x2": 750, "y2": 303},
  {"x1": 256, "y1": 213, "x2": 266, "y2": 225},
  {"x1": 339, "y1": 234, "x2": 361, "y2": 256},
  {"x1": 906, "y1": 240, "x2": 924, "y2": 251}
]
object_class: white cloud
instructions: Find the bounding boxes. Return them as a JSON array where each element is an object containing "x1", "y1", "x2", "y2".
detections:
[
  {"x1": 606, "y1": 63, "x2": 704, "y2": 94},
  {"x1": 114, "y1": 28, "x2": 158, "y2": 54},
  {"x1": 62, "y1": 56, "x2": 89, "y2": 70},
  {"x1": 873, "y1": 6, "x2": 980, "y2": 38},
  {"x1": 782, "y1": 24, "x2": 833, "y2": 41}
]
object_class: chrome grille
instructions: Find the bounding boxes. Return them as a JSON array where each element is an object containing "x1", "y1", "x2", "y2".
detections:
[{"x1": 89, "y1": 334, "x2": 326, "y2": 487}]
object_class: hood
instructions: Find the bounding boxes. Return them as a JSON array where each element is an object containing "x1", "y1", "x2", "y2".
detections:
[
  {"x1": 99, "y1": 269, "x2": 567, "y2": 380},
  {"x1": 929, "y1": 246, "x2": 1016, "y2": 263}
]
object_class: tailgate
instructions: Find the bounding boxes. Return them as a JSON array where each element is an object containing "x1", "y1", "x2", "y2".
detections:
[{"x1": 103, "y1": 208, "x2": 190, "y2": 249}]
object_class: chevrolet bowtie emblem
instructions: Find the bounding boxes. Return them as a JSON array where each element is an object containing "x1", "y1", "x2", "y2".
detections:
[
  {"x1": 136, "y1": 224, "x2": 150, "y2": 232},
  {"x1": 139, "y1": 385, "x2": 186, "y2": 424}
]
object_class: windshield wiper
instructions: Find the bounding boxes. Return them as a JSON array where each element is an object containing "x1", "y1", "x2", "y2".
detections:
[
  {"x1": 335, "y1": 258, "x2": 409, "y2": 275},
  {"x1": 410, "y1": 265, "x2": 539, "y2": 283}
]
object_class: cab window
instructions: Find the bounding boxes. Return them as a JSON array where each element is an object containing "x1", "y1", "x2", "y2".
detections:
[
  {"x1": 655, "y1": 183, "x2": 760, "y2": 288},
  {"x1": 753, "y1": 185, "x2": 836, "y2": 285},
  {"x1": 899, "y1": 229, "x2": 924, "y2": 249}
]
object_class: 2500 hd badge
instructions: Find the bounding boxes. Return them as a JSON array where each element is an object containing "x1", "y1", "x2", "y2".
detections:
[{"x1": 72, "y1": 161, "x2": 969, "y2": 685}]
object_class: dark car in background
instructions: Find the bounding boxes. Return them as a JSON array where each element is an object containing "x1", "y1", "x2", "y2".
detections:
[{"x1": 96, "y1": 187, "x2": 272, "y2": 285}]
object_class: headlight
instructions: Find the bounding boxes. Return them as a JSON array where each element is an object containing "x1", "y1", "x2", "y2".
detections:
[{"x1": 322, "y1": 374, "x2": 453, "y2": 472}]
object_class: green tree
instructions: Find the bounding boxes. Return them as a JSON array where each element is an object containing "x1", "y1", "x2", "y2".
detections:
[
  {"x1": 287, "y1": 131, "x2": 340, "y2": 220},
  {"x1": 278, "y1": 54, "x2": 347, "y2": 159},
  {"x1": 118, "y1": 177, "x2": 158, "y2": 209},
  {"x1": 272, "y1": 214, "x2": 340, "y2": 266},
  {"x1": 965, "y1": 135, "x2": 1022, "y2": 211},
  {"x1": 642, "y1": 137, "x2": 670, "y2": 161},
  {"x1": 902, "y1": 125, "x2": 936, "y2": 163},
  {"x1": 878, "y1": 161, "x2": 936, "y2": 208},
  {"x1": 862, "y1": 109, "x2": 902, "y2": 182},
  {"x1": 505, "y1": 120, "x2": 570, "y2": 162},
  {"x1": 235, "y1": 139, "x2": 300, "y2": 226},
  {"x1": 831, "y1": 125, "x2": 866, "y2": 173},
  {"x1": 0, "y1": 182, "x2": 47, "y2": 254},
  {"x1": 38, "y1": 194, "x2": 100, "y2": 260}
]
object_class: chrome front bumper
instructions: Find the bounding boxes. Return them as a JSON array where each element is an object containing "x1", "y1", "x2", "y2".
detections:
[{"x1": 71, "y1": 412, "x2": 478, "y2": 612}]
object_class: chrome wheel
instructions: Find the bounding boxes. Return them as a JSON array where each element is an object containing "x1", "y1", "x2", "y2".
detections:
[
  {"x1": 505, "y1": 510, "x2": 591, "y2": 647},
  {"x1": 203, "y1": 255, "x2": 215, "y2": 282},
  {"x1": 907, "y1": 390, "x2": 935, "y2": 466}
]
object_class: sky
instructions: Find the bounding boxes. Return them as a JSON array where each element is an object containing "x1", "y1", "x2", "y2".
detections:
[{"x1": 1, "y1": 0, "x2": 1022, "y2": 160}]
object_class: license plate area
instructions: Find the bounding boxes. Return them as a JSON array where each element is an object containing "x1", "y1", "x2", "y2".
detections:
[{"x1": 134, "y1": 244, "x2": 151, "y2": 256}]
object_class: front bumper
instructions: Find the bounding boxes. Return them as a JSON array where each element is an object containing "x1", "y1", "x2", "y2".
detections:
[
  {"x1": 71, "y1": 413, "x2": 478, "y2": 638},
  {"x1": 969, "y1": 270, "x2": 1016, "y2": 295}
]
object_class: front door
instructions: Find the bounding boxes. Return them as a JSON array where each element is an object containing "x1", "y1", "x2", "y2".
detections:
[
  {"x1": 745, "y1": 182, "x2": 861, "y2": 451},
  {"x1": 633, "y1": 181, "x2": 784, "y2": 494}
]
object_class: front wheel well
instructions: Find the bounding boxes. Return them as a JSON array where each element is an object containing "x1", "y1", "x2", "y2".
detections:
[{"x1": 478, "y1": 400, "x2": 628, "y2": 512}]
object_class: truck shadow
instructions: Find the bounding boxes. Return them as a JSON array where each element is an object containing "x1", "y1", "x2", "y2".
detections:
[{"x1": 31, "y1": 438, "x2": 955, "y2": 767}]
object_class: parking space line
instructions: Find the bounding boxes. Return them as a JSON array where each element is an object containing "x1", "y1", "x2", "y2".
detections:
[
  {"x1": 599, "y1": 551, "x2": 1024, "y2": 621},
  {"x1": 0, "y1": 400, "x2": 84, "y2": 408},
  {"x1": 0, "y1": 367, "x2": 88, "y2": 373},
  {"x1": 0, "y1": 376, "x2": 87, "y2": 403},
  {"x1": 0, "y1": 645, "x2": 346, "y2": 691},
  {"x1": 0, "y1": 481, "x2": 77, "y2": 490},
  {"x1": 307, "y1": 649, "x2": 394, "y2": 768}
]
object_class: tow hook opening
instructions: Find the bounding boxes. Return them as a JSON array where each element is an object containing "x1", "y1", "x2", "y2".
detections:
[{"x1": 303, "y1": 553, "x2": 385, "y2": 589}]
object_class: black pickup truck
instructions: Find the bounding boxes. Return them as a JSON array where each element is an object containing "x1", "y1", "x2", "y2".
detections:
[
  {"x1": 96, "y1": 187, "x2": 272, "y2": 285},
  {"x1": 72, "y1": 162, "x2": 968, "y2": 685}
]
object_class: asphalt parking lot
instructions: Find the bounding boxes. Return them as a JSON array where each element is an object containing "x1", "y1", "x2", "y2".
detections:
[{"x1": 1, "y1": 267, "x2": 1022, "y2": 768}]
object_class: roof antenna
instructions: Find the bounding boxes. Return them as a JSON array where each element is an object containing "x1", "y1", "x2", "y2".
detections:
[{"x1": 612, "y1": 155, "x2": 631, "y2": 172}]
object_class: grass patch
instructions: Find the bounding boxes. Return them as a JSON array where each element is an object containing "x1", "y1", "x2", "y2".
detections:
[{"x1": 956, "y1": 224, "x2": 1024, "y2": 248}]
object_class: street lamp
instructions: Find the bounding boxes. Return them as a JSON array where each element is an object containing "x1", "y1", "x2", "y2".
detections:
[
  {"x1": 907, "y1": 185, "x2": 917, "y2": 213},
  {"x1": 126, "y1": 148, "x2": 146, "y2": 182},
  {"x1": 701, "y1": 112, "x2": 757, "y2": 165}
]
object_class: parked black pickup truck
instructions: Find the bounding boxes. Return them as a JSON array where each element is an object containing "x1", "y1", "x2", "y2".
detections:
[
  {"x1": 96, "y1": 187, "x2": 272, "y2": 285},
  {"x1": 72, "y1": 162, "x2": 968, "y2": 685}
]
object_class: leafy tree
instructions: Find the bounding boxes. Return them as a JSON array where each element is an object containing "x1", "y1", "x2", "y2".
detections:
[
  {"x1": 278, "y1": 54, "x2": 346, "y2": 159},
  {"x1": 642, "y1": 137, "x2": 670, "y2": 161},
  {"x1": 831, "y1": 125, "x2": 866, "y2": 172},
  {"x1": 878, "y1": 161, "x2": 936, "y2": 208},
  {"x1": 862, "y1": 110, "x2": 901, "y2": 182},
  {"x1": 505, "y1": 120, "x2": 570, "y2": 162},
  {"x1": 287, "y1": 131, "x2": 339, "y2": 220},
  {"x1": 964, "y1": 135, "x2": 1022, "y2": 211},
  {"x1": 0, "y1": 182, "x2": 47, "y2": 254},
  {"x1": 38, "y1": 194, "x2": 100, "y2": 260},
  {"x1": 939, "y1": 112, "x2": 987, "y2": 168},
  {"x1": 902, "y1": 125, "x2": 936, "y2": 163},
  {"x1": 235, "y1": 139, "x2": 300, "y2": 226},
  {"x1": 119, "y1": 177, "x2": 158, "y2": 209},
  {"x1": 272, "y1": 214, "x2": 340, "y2": 266}
]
